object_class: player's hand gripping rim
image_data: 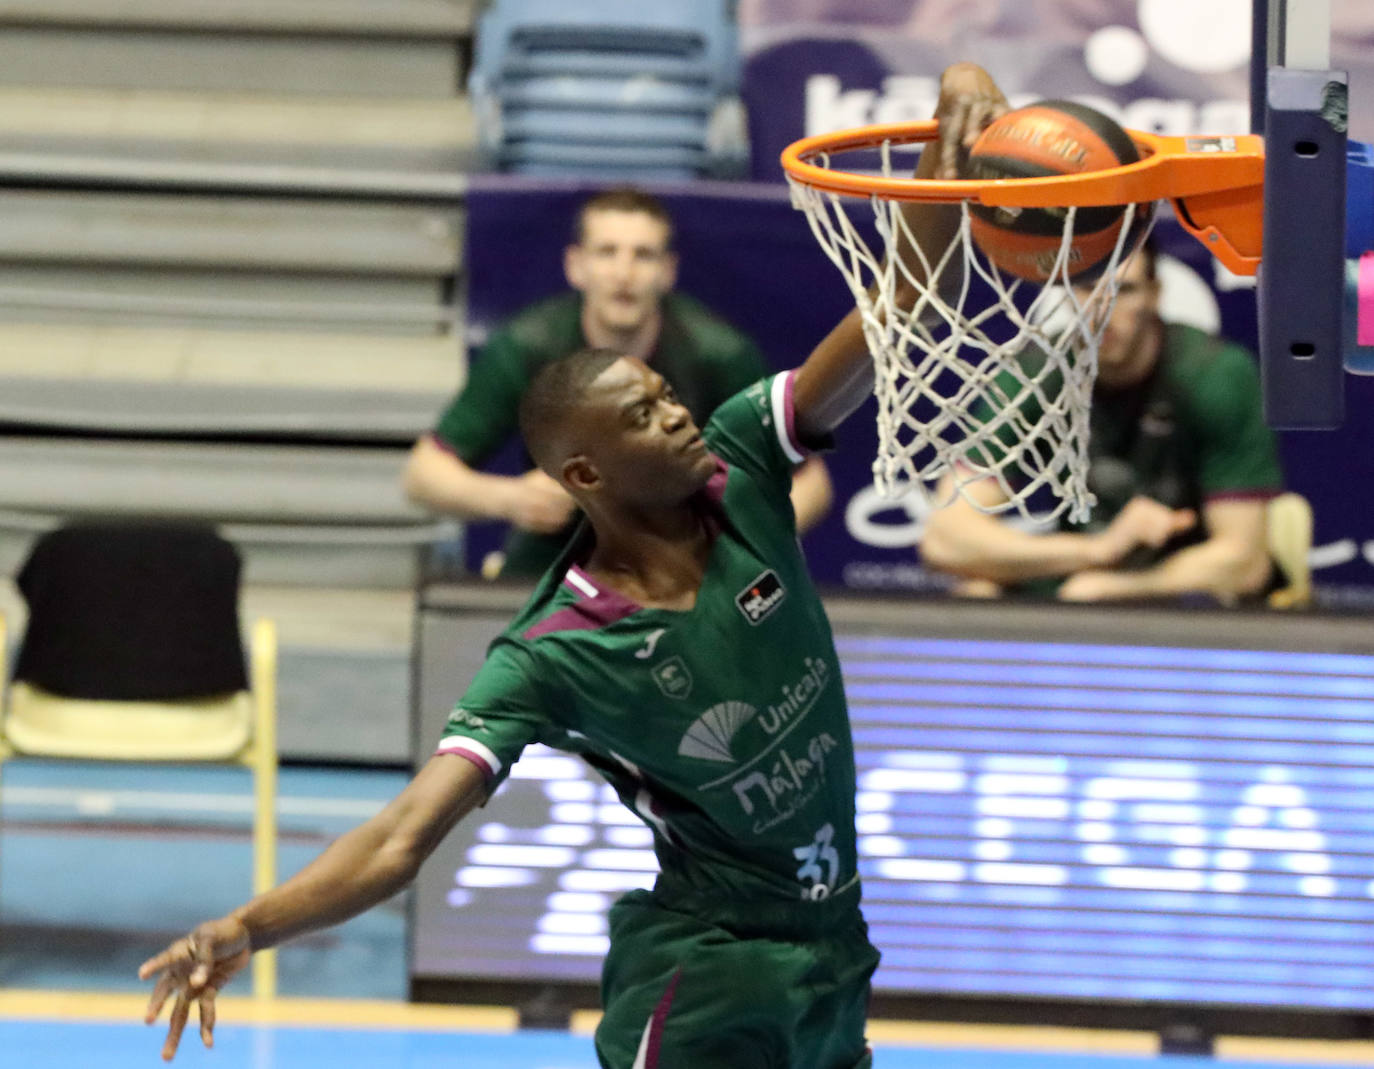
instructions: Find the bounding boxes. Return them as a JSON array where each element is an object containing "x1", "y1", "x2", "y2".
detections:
[{"x1": 139, "y1": 916, "x2": 252, "y2": 1062}]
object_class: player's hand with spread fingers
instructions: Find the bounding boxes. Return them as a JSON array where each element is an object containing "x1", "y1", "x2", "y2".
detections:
[
  {"x1": 932, "y1": 62, "x2": 1010, "y2": 179},
  {"x1": 139, "y1": 915, "x2": 252, "y2": 1062}
]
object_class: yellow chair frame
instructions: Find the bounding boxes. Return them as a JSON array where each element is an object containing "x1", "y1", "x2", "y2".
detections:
[
  {"x1": 0, "y1": 612, "x2": 279, "y2": 997},
  {"x1": 1266, "y1": 492, "x2": 1314, "y2": 611}
]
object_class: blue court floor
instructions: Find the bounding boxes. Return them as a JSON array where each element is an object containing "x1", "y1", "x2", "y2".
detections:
[
  {"x1": 3, "y1": 760, "x2": 1372, "y2": 1068},
  {"x1": 5, "y1": 1014, "x2": 1373, "y2": 1069},
  {"x1": 0, "y1": 759, "x2": 409, "y2": 997}
]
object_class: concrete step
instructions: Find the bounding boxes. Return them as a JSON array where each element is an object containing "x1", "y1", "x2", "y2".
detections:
[
  {"x1": 0, "y1": 438, "x2": 423, "y2": 524},
  {"x1": 0, "y1": 22, "x2": 468, "y2": 97},
  {"x1": 0, "y1": 321, "x2": 461, "y2": 438},
  {"x1": 0, "y1": 188, "x2": 464, "y2": 274},
  {"x1": 0, "y1": 87, "x2": 477, "y2": 174},
  {"x1": 0, "y1": 0, "x2": 478, "y2": 38}
]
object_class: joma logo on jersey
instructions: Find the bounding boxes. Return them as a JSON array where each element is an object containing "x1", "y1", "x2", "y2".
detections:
[
  {"x1": 449, "y1": 708, "x2": 486, "y2": 731},
  {"x1": 735, "y1": 569, "x2": 785, "y2": 625}
]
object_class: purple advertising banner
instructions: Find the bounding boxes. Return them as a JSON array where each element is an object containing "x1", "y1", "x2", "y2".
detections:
[
  {"x1": 737, "y1": 0, "x2": 1374, "y2": 183},
  {"x1": 463, "y1": 176, "x2": 1374, "y2": 605}
]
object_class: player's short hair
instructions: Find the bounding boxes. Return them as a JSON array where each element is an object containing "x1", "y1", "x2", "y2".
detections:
[
  {"x1": 519, "y1": 347, "x2": 627, "y2": 473},
  {"x1": 572, "y1": 188, "x2": 674, "y2": 248}
]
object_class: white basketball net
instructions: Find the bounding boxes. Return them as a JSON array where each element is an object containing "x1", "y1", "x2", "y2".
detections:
[{"x1": 787, "y1": 145, "x2": 1156, "y2": 525}]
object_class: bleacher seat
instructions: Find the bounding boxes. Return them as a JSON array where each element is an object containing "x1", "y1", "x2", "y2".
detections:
[{"x1": 468, "y1": 0, "x2": 748, "y2": 180}]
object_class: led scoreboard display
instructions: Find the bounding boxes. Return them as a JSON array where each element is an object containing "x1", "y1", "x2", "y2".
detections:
[{"x1": 411, "y1": 590, "x2": 1374, "y2": 1024}]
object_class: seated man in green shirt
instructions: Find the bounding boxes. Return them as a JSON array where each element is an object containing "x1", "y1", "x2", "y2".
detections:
[
  {"x1": 404, "y1": 188, "x2": 832, "y2": 577},
  {"x1": 920, "y1": 237, "x2": 1284, "y2": 603}
]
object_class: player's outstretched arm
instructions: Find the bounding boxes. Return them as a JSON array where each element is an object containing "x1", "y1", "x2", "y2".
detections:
[
  {"x1": 138, "y1": 755, "x2": 488, "y2": 1061},
  {"x1": 792, "y1": 62, "x2": 1009, "y2": 442}
]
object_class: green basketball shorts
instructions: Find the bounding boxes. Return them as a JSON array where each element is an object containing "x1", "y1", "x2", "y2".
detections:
[{"x1": 595, "y1": 887, "x2": 880, "y2": 1069}]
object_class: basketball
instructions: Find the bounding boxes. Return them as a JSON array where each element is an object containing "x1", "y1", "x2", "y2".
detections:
[{"x1": 965, "y1": 100, "x2": 1143, "y2": 283}]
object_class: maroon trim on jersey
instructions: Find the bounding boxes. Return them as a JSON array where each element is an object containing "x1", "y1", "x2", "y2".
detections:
[
  {"x1": 425, "y1": 431, "x2": 461, "y2": 457},
  {"x1": 1205, "y1": 488, "x2": 1282, "y2": 503},
  {"x1": 521, "y1": 567, "x2": 642, "y2": 638},
  {"x1": 640, "y1": 969, "x2": 682, "y2": 1068},
  {"x1": 703, "y1": 455, "x2": 729, "y2": 505},
  {"x1": 434, "y1": 740, "x2": 498, "y2": 781}
]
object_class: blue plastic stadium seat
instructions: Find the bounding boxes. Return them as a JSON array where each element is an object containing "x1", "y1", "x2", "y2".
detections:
[
  {"x1": 469, "y1": 0, "x2": 747, "y2": 179},
  {"x1": 500, "y1": 110, "x2": 710, "y2": 147}
]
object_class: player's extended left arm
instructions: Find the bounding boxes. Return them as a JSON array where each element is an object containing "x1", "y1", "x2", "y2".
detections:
[
  {"x1": 792, "y1": 62, "x2": 1008, "y2": 441},
  {"x1": 1058, "y1": 498, "x2": 1273, "y2": 603},
  {"x1": 139, "y1": 756, "x2": 488, "y2": 1061}
]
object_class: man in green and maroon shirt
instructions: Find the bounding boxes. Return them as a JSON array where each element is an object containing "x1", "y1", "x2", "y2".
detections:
[
  {"x1": 920, "y1": 238, "x2": 1284, "y2": 603},
  {"x1": 137, "y1": 63, "x2": 1010, "y2": 1069},
  {"x1": 403, "y1": 188, "x2": 832, "y2": 577},
  {"x1": 435, "y1": 365, "x2": 873, "y2": 1066}
]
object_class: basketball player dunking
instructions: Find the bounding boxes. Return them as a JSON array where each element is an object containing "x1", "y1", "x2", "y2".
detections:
[{"x1": 137, "y1": 62, "x2": 1010, "y2": 1069}]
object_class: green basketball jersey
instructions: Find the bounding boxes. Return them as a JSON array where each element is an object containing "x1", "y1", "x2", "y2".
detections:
[{"x1": 436, "y1": 372, "x2": 859, "y2": 908}]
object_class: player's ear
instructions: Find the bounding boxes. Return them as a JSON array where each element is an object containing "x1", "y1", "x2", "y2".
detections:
[
  {"x1": 564, "y1": 243, "x2": 586, "y2": 291},
  {"x1": 562, "y1": 454, "x2": 600, "y2": 494}
]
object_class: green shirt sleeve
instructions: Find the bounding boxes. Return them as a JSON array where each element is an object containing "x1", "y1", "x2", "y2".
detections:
[
  {"x1": 704, "y1": 372, "x2": 812, "y2": 505},
  {"x1": 435, "y1": 641, "x2": 548, "y2": 792},
  {"x1": 1189, "y1": 341, "x2": 1284, "y2": 498},
  {"x1": 431, "y1": 329, "x2": 533, "y2": 466}
]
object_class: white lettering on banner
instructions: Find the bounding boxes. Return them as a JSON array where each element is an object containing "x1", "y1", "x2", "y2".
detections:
[
  {"x1": 856, "y1": 758, "x2": 1373, "y2": 900},
  {"x1": 804, "y1": 74, "x2": 1247, "y2": 141},
  {"x1": 843, "y1": 484, "x2": 930, "y2": 549},
  {"x1": 844, "y1": 482, "x2": 1046, "y2": 553},
  {"x1": 805, "y1": 74, "x2": 877, "y2": 135}
]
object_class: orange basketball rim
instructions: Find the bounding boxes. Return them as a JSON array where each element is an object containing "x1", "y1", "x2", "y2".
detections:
[{"x1": 781, "y1": 122, "x2": 1265, "y2": 276}]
